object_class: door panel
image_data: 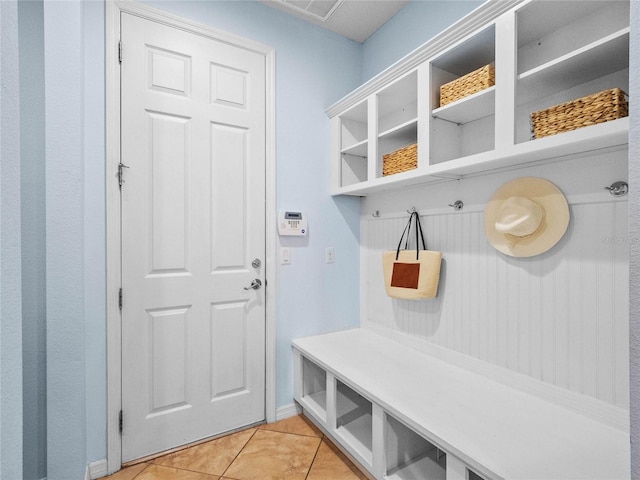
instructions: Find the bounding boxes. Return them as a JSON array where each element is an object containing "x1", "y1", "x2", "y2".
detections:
[
  {"x1": 148, "y1": 306, "x2": 190, "y2": 413},
  {"x1": 211, "y1": 301, "x2": 248, "y2": 398},
  {"x1": 148, "y1": 112, "x2": 189, "y2": 274},
  {"x1": 120, "y1": 12, "x2": 266, "y2": 462}
]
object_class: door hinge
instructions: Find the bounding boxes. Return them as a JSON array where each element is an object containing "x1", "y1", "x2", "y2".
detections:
[
  {"x1": 119, "y1": 410, "x2": 123, "y2": 433},
  {"x1": 118, "y1": 162, "x2": 129, "y2": 190},
  {"x1": 119, "y1": 288, "x2": 123, "y2": 311},
  {"x1": 118, "y1": 41, "x2": 122, "y2": 64}
]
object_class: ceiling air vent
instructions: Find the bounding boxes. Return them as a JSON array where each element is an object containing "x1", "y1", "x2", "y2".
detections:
[{"x1": 278, "y1": 0, "x2": 342, "y2": 22}]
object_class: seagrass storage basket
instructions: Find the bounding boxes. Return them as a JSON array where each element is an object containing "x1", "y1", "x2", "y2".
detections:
[
  {"x1": 531, "y1": 88, "x2": 628, "y2": 139},
  {"x1": 382, "y1": 143, "x2": 417, "y2": 176},
  {"x1": 440, "y1": 64, "x2": 495, "y2": 107}
]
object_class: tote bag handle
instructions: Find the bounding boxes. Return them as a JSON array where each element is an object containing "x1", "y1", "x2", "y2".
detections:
[{"x1": 395, "y1": 211, "x2": 427, "y2": 261}]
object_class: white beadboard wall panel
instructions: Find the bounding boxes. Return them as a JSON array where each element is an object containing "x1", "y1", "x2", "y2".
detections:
[{"x1": 361, "y1": 150, "x2": 629, "y2": 409}]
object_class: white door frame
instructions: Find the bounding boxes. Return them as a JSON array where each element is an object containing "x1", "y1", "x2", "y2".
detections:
[{"x1": 105, "y1": 1, "x2": 277, "y2": 473}]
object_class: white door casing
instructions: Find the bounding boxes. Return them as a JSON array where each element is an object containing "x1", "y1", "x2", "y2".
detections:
[{"x1": 106, "y1": 2, "x2": 277, "y2": 469}]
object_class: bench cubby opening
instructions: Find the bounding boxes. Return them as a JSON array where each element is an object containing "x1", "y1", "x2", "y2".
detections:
[
  {"x1": 335, "y1": 379, "x2": 373, "y2": 466},
  {"x1": 301, "y1": 355, "x2": 327, "y2": 421},
  {"x1": 384, "y1": 414, "x2": 446, "y2": 480}
]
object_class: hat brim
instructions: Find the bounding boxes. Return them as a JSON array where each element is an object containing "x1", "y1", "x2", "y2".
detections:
[{"x1": 484, "y1": 177, "x2": 570, "y2": 258}]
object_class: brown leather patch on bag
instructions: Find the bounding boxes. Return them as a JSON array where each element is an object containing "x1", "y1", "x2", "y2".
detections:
[{"x1": 390, "y1": 262, "x2": 420, "y2": 289}]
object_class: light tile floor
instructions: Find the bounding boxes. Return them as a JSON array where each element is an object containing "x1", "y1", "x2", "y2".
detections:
[{"x1": 102, "y1": 415, "x2": 369, "y2": 480}]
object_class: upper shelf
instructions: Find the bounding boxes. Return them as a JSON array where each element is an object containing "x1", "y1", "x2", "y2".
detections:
[
  {"x1": 432, "y1": 86, "x2": 495, "y2": 124},
  {"x1": 333, "y1": 118, "x2": 628, "y2": 196},
  {"x1": 517, "y1": 28, "x2": 630, "y2": 105},
  {"x1": 379, "y1": 119, "x2": 417, "y2": 141}
]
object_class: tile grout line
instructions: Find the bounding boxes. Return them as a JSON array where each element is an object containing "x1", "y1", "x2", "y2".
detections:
[
  {"x1": 130, "y1": 462, "x2": 151, "y2": 480},
  {"x1": 115, "y1": 418, "x2": 327, "y2": 480},
  {"x1": 148, "y1": 463, "x2": 223, "y2": 478},
  {"x1": 218, "y1": 426, "x2": 260, "y2": 480},
  {"x1": 129, "y1": 462, "x2": 223, "y2": 479},
  {"x1": 304, "y1": 434, "x2": 324, "y2": 480}
]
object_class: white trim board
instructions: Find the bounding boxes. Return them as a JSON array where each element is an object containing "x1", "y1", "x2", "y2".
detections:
[
  {"x1": 275, "y1": 403, "x2": 302, "y2": 422},
  {"x1": 87, "y1": 460, "x2": 108, "y2": 480},
  {"x1": 105, "y1": 1, "x2": 277, "y2": 473}
]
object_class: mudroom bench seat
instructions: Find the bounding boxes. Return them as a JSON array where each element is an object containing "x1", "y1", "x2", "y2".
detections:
[{"x1": 292, "y1": 328, "x2": 629, "y2": 480}]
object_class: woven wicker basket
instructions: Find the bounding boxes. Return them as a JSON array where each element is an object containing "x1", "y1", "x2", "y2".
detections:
[
  {"x1": 440, "y1": 64, "x2": 495, "y2": 107},
  {"x1": 383, "y1": 143, "x2": 417, "y2": 176},
  {"x1": 531, "y1": 88, "x2": 628, "y2": 139}
]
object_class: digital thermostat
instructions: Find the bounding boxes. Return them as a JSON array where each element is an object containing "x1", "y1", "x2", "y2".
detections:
[{"x1": 278, "y1": 211, "x2": 307, "y2": 236}]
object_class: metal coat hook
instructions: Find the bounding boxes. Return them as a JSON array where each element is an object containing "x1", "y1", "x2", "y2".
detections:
[
  {"x1": 448, "y1": 200, "x2": 464, "y2": 211},
  {"x1": 407, "y1": 207, "x2": 417, "y2": 214},
  {"x1": 604, "y1": 181, "x2": 628, "y2": 197},
  {"x1": 372, "y1": 210, "x2": 380, "y2": 218}
]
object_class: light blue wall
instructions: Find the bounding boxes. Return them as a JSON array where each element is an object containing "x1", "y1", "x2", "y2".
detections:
[
  {"x1": 17, "y1": 1, "x2": 47, "y2": 478},
  {"x1": 0, "y1": 0, "x2": 24, "y2": 478},
  {"x1": 83, "y1": 0, "x2": 107, "y2": 466},
  {"x1": 362, "y1": 0, "x2": 483, "y2": 81},
  {"x1": 44, "y1": 2, "x2": 87, "y2": 479},
  {"x1": 628, "y1": 1, "x2": 639, "y2": 477}
]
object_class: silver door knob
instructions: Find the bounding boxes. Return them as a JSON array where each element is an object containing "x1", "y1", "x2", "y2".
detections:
[{"x1": 244, "y1": 279, "x2": 262, "y2": 290}]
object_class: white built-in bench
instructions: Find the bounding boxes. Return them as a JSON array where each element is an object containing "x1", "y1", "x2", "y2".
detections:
[{"x1": 293, "y1": 328, "x2": 629, "y2": 480}]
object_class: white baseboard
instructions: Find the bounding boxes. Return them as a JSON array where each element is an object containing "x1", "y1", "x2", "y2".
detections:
[
  {"x1": 87, "y1": 459, "x2": 108, "y2": 479},
  {"x1": 275, "y1": 402, "x2": 301, "y2": 422}
]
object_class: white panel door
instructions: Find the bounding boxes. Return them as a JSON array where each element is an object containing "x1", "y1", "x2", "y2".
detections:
[{"x1": 120, "y1": 13, "x2": 266, "y2": 462}]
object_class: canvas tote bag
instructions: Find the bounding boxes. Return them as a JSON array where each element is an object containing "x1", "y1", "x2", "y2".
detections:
[{"x1": 383, "y1": 211, "x2": 442, "y2": 299}]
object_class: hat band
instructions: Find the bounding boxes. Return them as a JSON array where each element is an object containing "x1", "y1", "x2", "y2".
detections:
[{"x1": 504, "y1": 212, "x2": 546, "y2": 247}]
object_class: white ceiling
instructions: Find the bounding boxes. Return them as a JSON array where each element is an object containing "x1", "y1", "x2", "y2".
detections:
[{"x1": 260, "y1": 0, "x2": 410, "y2": 43}]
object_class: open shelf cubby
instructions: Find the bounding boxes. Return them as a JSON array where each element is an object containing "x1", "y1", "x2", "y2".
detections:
[
  {"x1": 301, "y1": 356, "x2": 327, "y2": 421},
  {"x1": 430, "y1": 25, "x2": 495, "y2": 165},
  {"x1": 377, "y1": 71, "x2": 418, "y2": 177},
  {"x1": 385, "y1": 414, "x2": 446, "y2": 480},
  {"x1": 335, "y1": 380, "x2": 373, "y2": 466},
  {"x1": 515, "y1": 0, "x2": 629, "y2": 144},
  {"x1": 339, "y1": 100, "x2": 368, "y2": 187}
]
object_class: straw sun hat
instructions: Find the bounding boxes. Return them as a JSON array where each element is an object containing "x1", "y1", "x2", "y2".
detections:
[{"x1": 484, "y1": 177, "x2": 570, "y2": 258}]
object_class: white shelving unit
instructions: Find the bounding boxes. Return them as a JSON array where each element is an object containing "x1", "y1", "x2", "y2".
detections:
[
  {"x1": 328, "y1": 0, "x2": 629, "y2": 195},
  {"x1": 293, "y1": 329, "x2": 629, "y2": 480}
]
